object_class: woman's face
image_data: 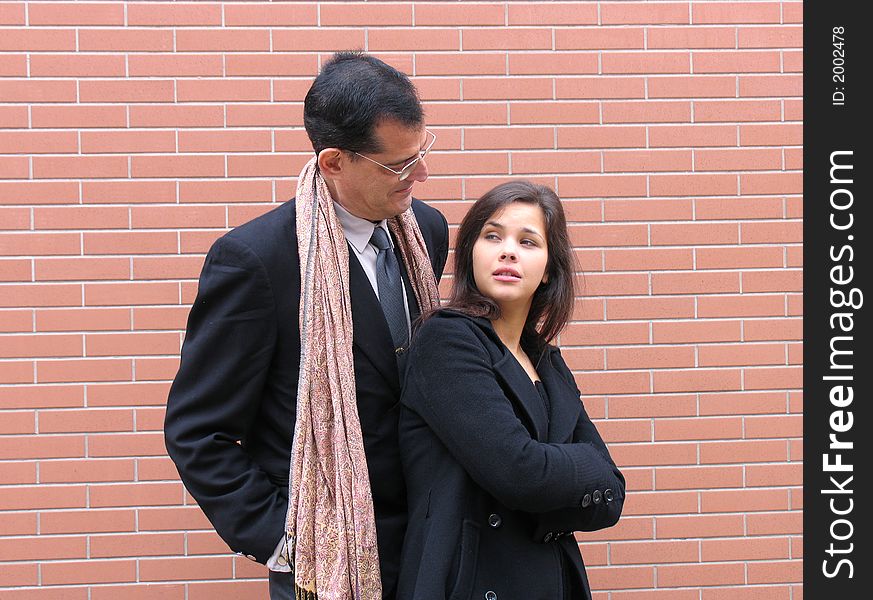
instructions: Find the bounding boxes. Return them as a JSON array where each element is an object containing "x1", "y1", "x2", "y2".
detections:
[{"x1": 472, "y1": 201, "x2": 549, "y2": 316}]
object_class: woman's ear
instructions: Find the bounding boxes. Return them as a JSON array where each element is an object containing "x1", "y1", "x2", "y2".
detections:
[{"x1": 317, "y1": 148, "x2": 344, "y2": 179}]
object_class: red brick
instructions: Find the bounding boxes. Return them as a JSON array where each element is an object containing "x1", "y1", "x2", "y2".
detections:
[
  {"x1": 697, "y1": 246, "x2": 785, "y2": 270},
  {"x1": 414, "y1": 3, "x2": 503, "y2": 25},
  {"x1": 131, "y1": 155, "x2": 225, "y2": 179},
  {"x1": 320, "y1": 2, "x2": 411, "y2": 25},
  {"x1": 0, "y1": 105, "x2": 28, "y2": 127},
  {"x1": 33, "y1": 206, "x2": 128, "y2": 230},
  {"x1": 622, "y1": 491, "x2": 699, "y2": 516},
  {"x1": 747, "y1": 511, "x2": 802, "y2": 536},
  {"x1": 509, "y1": 151, "x2": 597, "y2": 175},
  {"x1": 90, "y1": 584, "x2": 185, "y2": 600},
  {"x1": 0, "y1": 28, "x2": 76, "y2": 51},
  {"x1": 138, "y1": 506, "x2": 213, "y2": 532},
  {"x1": 604, "y1": 149, "x2": 692, "y2": 172},
  {"x1": 89, "y1": 482, "x2": 183, "y2": 508},
  {"x1": 37, "y1": 358, "x2": 132, "y2": 383},
  {"x1": 740, "y1": 75, "x2": 802, "y2": 97},
  {"x1": 742, "y1": 269, "x2": 801, "y2": 293},
  {"x1": 0, "y1": 131, "x2": 78, "y2": 155},
  {"x1": 132, "y1": 256, "x2": 206, "y2": 281},
  {"x1": 83, "y1": 231, "x2": 178, "y2": 256},
  {"x1": 611, "y1": 540, "x2": 698, "y2": 565},
  {"x1": 559, "y1": 125, "x2": 646, "y2": 149},
  {"x1": 649, "y1": 124, "x2": 736, "y2": 147},
  {"x1": 0, "y1": 53, "x2": 26, "y2": 76},
  {"x1": 0, "y1": 535, "x2": 87, "y2": 561},
  {"x1": 227, "y1": 154, "x2": 307, "y2": 178},
  {"x1": 703, "y1": 587, "x2": 791, "y2": 600},
  {"x1": 560, "y1": 175, "x2": 648, "y2": 198},
  {"x1": 697, "y1": 294, "x2": 786, "y2": 318},
  {"x1": 654, "y1": 368, "x2": 742, "y2": 393},
  {"x1": 127, "y1": 2, "x2": 220, "y2": 25},
  {"x1": 693, "y1": 51, "x2": 781, "y2": 73},
  {"x1": 576, "y1": 370, "x2": 651, "y2": 395},
  {"x1": 746, "y1": 462, "x2": 802, "y2": 486},
  {"x1": 0, "y1": 511, "x2": 38, "y2": 535},
  {"x1": 176, "y1": 78, "x2": 271, "y2": 102},
  {"x1": 32, "y1": 156, "x2": 128, "y2": 180},
  {"x1": 0, "y1": 2, "x2": 25, "y2": 25},
  {"x1": 508, "y1": 51, "x2": 598, "y2": 75},
  {"x1": 602, "y1": 52, "x2": 690, "y2": 74},
  {"x1": 41, "y1": 559, "x2": 137, "y2": 585},
  {"x1": 367, "y1": 28, "x2": 458, "y2": 51},
  {"x1": 695, "y1": 197, "x2": 783, "y2": 220},
  {"x1": 81, "y1": 181, "x2": 175, "y2": 205},
  {"x1": 741, "y1": 173, "x2": 802, "y2": 195},
  {"x1": 655, "y1": 514, "x2": 745, "y2": 539},
  {"x1": 595, "y1": 420, "x2": 652, "y2": 444},
  {"x1": 0, "y1": 309, "x2": 32, "y2": 332},
  {"x1": 0, "y1": 258, "x2": 31, "y2": 281},
  {"x1": 79, "y1": 80, "x2": 174, "y2": 103},
  {"x1": 129, "y1": 105, "x2": 225, "y2": 128},
  {"x1": 175, "y1": 28, "x2": 269, "y2": 51},
  {"x1": 652, "y1": 26, "x2": 737, "y2": 49},
  {"x1": 88, "y1": 432, "x2": 167, "y2": 457},
  {"x1": 605, "y1": 248, "x2": 692, "y2": 271},
  {"x1": 659, "y1": 563, "x2": 745, "y2": 587},
  {"x1": 614, "y1": 591, "x2": 699, "y2": 600},
  {"x1": 80, "y1": 130, "x2": 176, "y2": 154},
  {"x1": 692, "y1": 2, "x2": 780, "y2": 24},
  {"x1": 91, "y1": 533, "x2": 186, "y2": 559},
  {"x1": 699, "y1": 342, "x2": 786, "y2": 367},
  {"x1": 695, "y1": 99, "x2": 782, "y2": 123},
  {"x1": 648, "y1": 76, "x2": 736, "y2": 98},
  {"x1": 653, "y1": 173, "x2": 739, "y2": 197},
  {"x1": 0, "y1": 460, "x2": 35, "y2": 482},
  {"x1": 0, "y1": 483, "x2": 87, "y2": 508},
  {"x1": 741, "y1": 221, "x2": 802, "y2": 244},
  {"x1": 137, "y1": 456, "x2": 179, "y2": 481},
  {"x1": 744, "y1": 366, "x2": 801, "y2": 390},
  {"x1": 606, "y1": 297, "x2": 695, "y2": 320},
  {"x1": 85, "y1": 332, "x2": 179, "y2": 358},
  {"x1": 740, "y1": 124, "x2": 802, "y2": 146},
  {"x1": 0, "y1": 563, "x2": 38, "y2": 587},
  {"x1": 607, "y1": 345, "x2": 695, "y2": 370},
  {"x1": 128, "y1": 53, "x2": 223, "y2": 77},
  {"x1": 508, "y1": 3, "x2": 597, "y2": 24},
  {"x1": 225, "y1": 103, "x2": 303, "y2": 127},
  {"x1": 652, "y1": 222, "x2": 738, "y2": 245},
  {"x1": 134, "y1": 356, "x2": 181, "y2": 381},
  {"x1": 425, "y1": 102, "x2": 507, "y2": 125},
  {"x1": 178, "y1": 130, "x2": 271, "y2": 153},
  {"x1": 29, "y1": 53, "x2": 125, "y2": 77},
  {"x1": 697, "y1": 148, "x2": 783, "y2": 171},
  {"x1": 578, "y1": 272, "x2": 650, "y2": 296},
  {"x1": 464, "y1": 127, "x2": 553, "y2": 150},
  {"x1": 748, "y1": 560, "x2": 802, "y2": 584},
  {"x1": 556, "y1": 77, "x2": 645, "y2": 100},
  {"x1": 0, "y1": 361, "x2": 34, "y2": 383},
  {"x1": 0, "y1": 333, "x2": 82, "y2": 359},
  {"x1": 609, "y1": 443, "x2": 696, "y2": 468},
  {"x1": 34, "y1": 257, "x2": 130, "y2": 282},
  {"x1": 188, "y1": 581, "x2": 270, "y2": 600},
  {"x1": 655, "y1": 465, "x2": 743, "y2": 489},
  {"x1": 31, "y1": 105, "x2": 127, "y2": 129},
  {"x1": 225, "y1": 3, "x2": 316, "y2": 25},
  {"x1": 602, "y1": 2, "x2": 690, "y2": 24},
  {"x1": 416, "y1": 52, "x2": 505, "y2": 76},
  {"x1": 604, "y1": 198, "x2": 694, "y2": 222},
  {"x1": 739, "y1": 26, "x2": 802, "y2": 48},
  {"x1": 0, "y1": 156, "x2": 29, "y2": 179},
  {"x1": 0, "y1": 283, "x2": 81, "y2": 307},
  {"x1": 85, "y1": 381, "x2": 170, "y2": 408},
  {"x1": 701, "y1": 439, "x2": 788, "y2": 464},
  {"x1": 744, "y1": 318, "x2": 802, "y2": 341},
  {"x1": 603, "y1": 101, "x2": 691, "y2": 123},
  {"x1": 29, "y1": 2, "x2": 123, "y2": 24},
  {"x1": 0, "y1": 181, "x2": 78, "y2": 206},
  {"x1": 463, "y1": 27, "x2": 551, "y2": 50},
  {"x1": 463, "y1": 77, "x2": 553, "y2": 101},
  {"x1": 39, "y1": 409, "x2": 134, "y2": 435}
]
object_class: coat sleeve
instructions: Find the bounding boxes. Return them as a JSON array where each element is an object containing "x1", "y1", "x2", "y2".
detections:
[
  {"x1": 163, "y1": 234, "x2": 288, "y2": 563},
  {"x1": 402, "y1": 317, "x2": 624, "y2": 514}
]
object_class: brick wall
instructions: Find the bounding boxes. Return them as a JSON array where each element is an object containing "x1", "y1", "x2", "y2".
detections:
[{"x1": 1, "y1": 2, "x2": 802, "y2": 598}]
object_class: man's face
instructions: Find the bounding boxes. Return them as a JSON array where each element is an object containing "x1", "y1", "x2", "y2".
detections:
[{"x1": 331, "y1": 120, "x2": 430, "y2": 221}]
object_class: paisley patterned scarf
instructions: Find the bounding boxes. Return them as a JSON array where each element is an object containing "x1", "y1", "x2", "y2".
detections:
[{"x1": 287, "y1": 156, "x2": 440, "y2": 599}]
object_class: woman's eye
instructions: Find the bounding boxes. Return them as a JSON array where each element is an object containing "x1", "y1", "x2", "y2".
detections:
[{"x1": 484, "y1": 233, "x2": 499, "y2": 241}]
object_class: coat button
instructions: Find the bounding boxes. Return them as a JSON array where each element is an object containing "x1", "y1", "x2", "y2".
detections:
[
  {"x1": 593, "y1": 490, "x2": 602, "y2": 504},
  {"x1": 488, "y1": 513, "x2": 502, "y2": 528},
  {"x1": 245, "y1": 554, "x2": 257, "y2": 561},
  {"x1": 604, "y1": 488, "x2": 614, "y2": 502},
  {"x1": 543, "y1": 532, "x2": 553, "y2": 543},
  {"x1": 581, "y1": 493, "x2": 591, "y2": 508},
  {"x1": 485, "y1": 592, "x2": 497, "y2": 600},
  {"x1": 277, "y1": 555, "x2": 287, "y2": 566}
]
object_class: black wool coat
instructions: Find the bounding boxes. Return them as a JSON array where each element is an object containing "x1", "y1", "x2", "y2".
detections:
[
  {"x1": 163, "y1": 198, "x2": 448, "y2": 598},
  {"x1": 397, "y1": 310, "x2": 625, "y2": 600}
]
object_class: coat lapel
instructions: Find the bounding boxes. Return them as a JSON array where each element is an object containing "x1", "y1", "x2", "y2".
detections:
[
  {"x1": 493, "y1": 352, "x2": 549, "y2": 441},
  {"x1": 538, "y1": 349, "x2": 582, "y2": 443}
]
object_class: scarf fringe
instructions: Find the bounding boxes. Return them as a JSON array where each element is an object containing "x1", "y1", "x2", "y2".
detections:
[{"x1": 295, "y1": 583, "x2": 318, "y2": 600}]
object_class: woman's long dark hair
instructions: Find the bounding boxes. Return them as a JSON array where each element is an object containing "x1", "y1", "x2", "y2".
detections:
[{"x1": 443, "y1": 180, "x2": 576, "y2": 350}]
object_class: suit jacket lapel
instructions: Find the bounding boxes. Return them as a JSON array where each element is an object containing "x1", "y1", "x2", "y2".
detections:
[
  {"x1": 493, "y1": 353, "x2": 548, "y2": 441},
  {"x1": 348, "y1": 247, "x2": 399, "y2": 390}
]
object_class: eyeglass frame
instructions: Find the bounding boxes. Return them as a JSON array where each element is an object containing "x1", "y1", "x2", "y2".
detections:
[{"x1": 350, "y1": 129, "x2": 436, "y2": 181}]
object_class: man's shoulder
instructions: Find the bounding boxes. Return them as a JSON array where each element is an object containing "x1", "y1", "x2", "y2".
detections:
[
  {"x1": 211, "y1": 199, "x2": 297, "y2": 265},
  {"x1": 410, "y1": 199, "x2": 446, "y2": 233}
]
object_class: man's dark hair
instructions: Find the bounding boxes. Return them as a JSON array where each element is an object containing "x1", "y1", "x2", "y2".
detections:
[
  {"x1": 303, "y1": 51, "x2": 423, "y2": 155},
  {"x1": 444, "y1": 180, "x2": 576, "y2": 350}
]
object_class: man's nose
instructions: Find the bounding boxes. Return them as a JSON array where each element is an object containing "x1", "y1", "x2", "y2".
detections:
[{"x1": 409, "y1": 157, "x2": 428, "y2": 183}]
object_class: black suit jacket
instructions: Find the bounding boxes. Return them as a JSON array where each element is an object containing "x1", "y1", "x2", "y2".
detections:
[
  {"x1": 164, "y1": 198, "x2": 448, "y2": 596},
  {"x1": 397, "y1": 310, "x2": 625, "y2": 600}
]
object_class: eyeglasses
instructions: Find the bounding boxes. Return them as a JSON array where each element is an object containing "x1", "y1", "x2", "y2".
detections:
[{"x1": 352, "y1": 129, "x2": 436, "y2": 181}]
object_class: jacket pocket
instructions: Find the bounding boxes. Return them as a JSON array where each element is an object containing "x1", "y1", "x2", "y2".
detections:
[{"x1": 448, "y1": 519, "x2": 480, "y2": 600}]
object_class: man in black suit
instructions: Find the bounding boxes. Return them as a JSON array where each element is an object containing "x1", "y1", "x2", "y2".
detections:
[{"x1": 164, "y1": 52, "x2": 449, "y2": 599}]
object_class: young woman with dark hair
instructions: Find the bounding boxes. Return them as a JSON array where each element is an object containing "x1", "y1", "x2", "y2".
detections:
[{"x1": 397, "y1": 180, "x2": 625, "y2": 600}]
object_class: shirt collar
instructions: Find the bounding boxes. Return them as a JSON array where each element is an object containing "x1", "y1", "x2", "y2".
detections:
[{"x1": 332, "y1": 201, "x2": 389, "y2": 255}]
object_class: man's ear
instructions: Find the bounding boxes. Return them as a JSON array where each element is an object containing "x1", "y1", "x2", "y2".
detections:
[{"x1": 317, "y1": 148, "x2": 344, "y2": 179}]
